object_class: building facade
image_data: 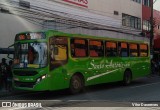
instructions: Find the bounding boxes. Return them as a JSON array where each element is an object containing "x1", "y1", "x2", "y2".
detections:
[
  {"x1": 141, "y1": 0, "x2": 160, "y2": 59},
  {"x1": 142, "y1": 0, "x2": 152, "y2": 38},
  {"x1": 49, "y1": 0, "x2": 143, "y2": 35},
  {"x1": 153, "y1": 9, "x2": 160, "y2": 53},
  {"x1": 0, "y1": 0, "x2": 149, "y2": 60}
]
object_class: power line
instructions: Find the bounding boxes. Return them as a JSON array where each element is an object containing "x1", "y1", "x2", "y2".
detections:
[
  {"x1": 0, "y1": 2, "x2": 136, "y2": 31},
  {"x1": 0, "y1": 2, "x2": 122, "y2": 28},
  {"x1": 0, "y1": 0, "x2": 142, "y2": 36}
]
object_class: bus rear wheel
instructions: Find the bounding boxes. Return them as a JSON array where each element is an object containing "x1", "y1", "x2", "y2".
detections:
[
  {"x1": 123, "y1": 70, "x2": 132, "y2": 85},
  {"x1": 69, "y1": 75, "x2": 84, "y2": 94}
]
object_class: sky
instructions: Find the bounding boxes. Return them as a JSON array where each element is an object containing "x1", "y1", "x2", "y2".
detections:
[{"x1": 154, "y1": 0, "x2": 160, "y2": 11}]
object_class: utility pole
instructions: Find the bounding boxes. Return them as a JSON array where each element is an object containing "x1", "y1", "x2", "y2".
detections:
[
  {"x1": 150, "y1": 0, "x2": 157, "y2": 58},
  {"x1": 150, "y1": 0, "x2": 154, "y2": 58}
]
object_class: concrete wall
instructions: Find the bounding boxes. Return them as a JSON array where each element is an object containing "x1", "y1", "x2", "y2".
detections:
[
  {"x1": 89, "y1": 0, "x2": 142, "y2": 19},
  {"x1": 52, "y1": 0, "x2": 142, "y2": 20},
  {"x1": 50, "y1": 0, "x2": 142, "y2": 34}
]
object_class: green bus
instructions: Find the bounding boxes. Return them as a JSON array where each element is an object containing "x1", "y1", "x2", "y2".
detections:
[{"x1": 11, "y1": 30, "x2": 150, "y2": 94}]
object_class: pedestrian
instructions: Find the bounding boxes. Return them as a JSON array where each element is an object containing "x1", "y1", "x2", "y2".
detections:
[
  {"x1": 155, "y1": 59, "x2": 158, "y2": 74},
  {"x1": 158, "y1": 59, "x2": 160, "y2": 75},
  {"x1": 0, "y1": 58, "x2": 8, "y2": 90},
  {"x1": 7, "y1": 60, "x2": 13, "y2": 91}
]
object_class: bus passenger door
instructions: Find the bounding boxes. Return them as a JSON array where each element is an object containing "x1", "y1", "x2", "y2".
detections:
[{"x1": 49, "y1": 36, "x2": 68, "y2": 90}]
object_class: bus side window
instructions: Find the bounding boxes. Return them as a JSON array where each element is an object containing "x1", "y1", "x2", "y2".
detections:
[
  {"x1": 118, "y1": 42, "x2": 128, "y2": 57},
  {"x1": 140, "y1": 44, "x2": 148, "y2": 57},
  {"x1": 54, "y1": 45, "x2": 67, "y2": 61},
  {"x1": 106, "y1": 41, "x2": 117, "y2": 57},
  {"x1": 49, "y1": 37, "x2": 68, "y2": 70},
  {"x1": 129, "y1": 44, "x2": 138, "y2": 57},
  {"x1": 89, "y1": 40, "x2": 104, "y2": 57},
  {"x1": 70, "y1": 38, "x2": 88, "y2": 57},
  {"x1": 71, "y1": 44, "x2": 75, "y2": 56}
]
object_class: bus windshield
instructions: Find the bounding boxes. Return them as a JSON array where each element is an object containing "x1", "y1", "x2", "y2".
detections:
[{"x1": 14, "y1": 42, "x2": 47, "y2": 68}]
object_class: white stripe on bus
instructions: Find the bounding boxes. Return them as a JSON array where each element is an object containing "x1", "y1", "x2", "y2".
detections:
[{"x1": 87, "y1": 69, "x2": 119, "y2": 81}]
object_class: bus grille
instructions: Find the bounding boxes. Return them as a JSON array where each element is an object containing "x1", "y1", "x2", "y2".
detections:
[
  {"x1": 14, "y1": 81, "x2": 35, "y2": 88},
  {"x1": 13, "y1": 71, "x2": 38, "y2": 76}
]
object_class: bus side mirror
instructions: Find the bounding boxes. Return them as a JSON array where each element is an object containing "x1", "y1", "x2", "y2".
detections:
[{"x1": 7, "y1": 44, "x2": 14, "y2": 60}]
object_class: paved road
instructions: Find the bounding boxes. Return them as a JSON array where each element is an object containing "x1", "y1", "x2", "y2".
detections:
[{"x1": 0, "y1": 75, "x2": 160, "y2": 109}]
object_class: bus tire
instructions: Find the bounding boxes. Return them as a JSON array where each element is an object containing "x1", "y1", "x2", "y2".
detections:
[
  {"x1": 123, "y1": 70, "x2": 132, "y2": 86},
  {"x1": 69, "y1": 74, "x2": 84, "y2": 94}
]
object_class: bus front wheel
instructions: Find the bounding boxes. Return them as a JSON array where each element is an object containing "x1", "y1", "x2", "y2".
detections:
[
  {"x1": 69, "y1": 75, "x2": 84, "y2": 94},
  {"x1": 123, "y1": 70, "x2": 132, "y2": 85}
]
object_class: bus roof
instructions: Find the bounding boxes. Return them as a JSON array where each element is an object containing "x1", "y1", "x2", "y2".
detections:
[{"x1": 16, "y1": 30, "x2": 149, "y2": 44}]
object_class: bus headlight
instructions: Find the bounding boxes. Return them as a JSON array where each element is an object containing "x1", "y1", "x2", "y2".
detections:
[
  {"x1": 36, "y1": 78, "x2": 41, "y2": 83},
  {"x1": 42, "y1": 75, "x2": 46, "y2": 79},
  {"x1": 36, "y1": 74, "x2": 47, "y2": 84}
]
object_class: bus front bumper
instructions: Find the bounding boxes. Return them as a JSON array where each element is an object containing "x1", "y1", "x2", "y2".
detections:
[{"x1": 13, "y1": 76, "x2": 49, "y2": 91}]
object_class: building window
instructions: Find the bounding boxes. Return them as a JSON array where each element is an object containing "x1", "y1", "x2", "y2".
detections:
[
  {"x1": 138, "y1": 19, "x2": 141, "y2": 30},
  {"x1": 132, "y1": 0, "x2": 141, "y2": 4},
  {"x1": 114, "y1": 11, "x2": 119, "y2": 15},
  {"x1": 122, "y1": 13, "x2": 141, "y2": 30},
  {"x1": 19, "y1": 0, "x2": 30, "y2": 8},
  {"x1": 143, "y1": 0, "x2": 150, "y2": 7},
  {"x1": 0, "y1": 7, "x2": 10, "y2": 14},
  {"x1": 143, "y1": 20, "x2": 151, "y2": 31}
]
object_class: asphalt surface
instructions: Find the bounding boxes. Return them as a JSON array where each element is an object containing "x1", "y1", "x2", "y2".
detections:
[{"x1": 0, "y1": 75, "x2": 160, "y2": 109}]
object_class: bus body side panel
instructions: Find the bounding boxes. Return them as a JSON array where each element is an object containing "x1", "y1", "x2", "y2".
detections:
[
  {"x1": 48, "y1": 58, "x2": 90, "y2": 91},
  {"x1": 130, "y1": 57, "x2": 150, "y2": 80},
  {"x1": 65, "y1": 57, "x2": 126, "y2": 87},
  {"x1": 85, "y1": 57, "x2": 124, "y2": 86},
  {"x1": 48, "y1": 67, "x2": 69, "y2": 91}
]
